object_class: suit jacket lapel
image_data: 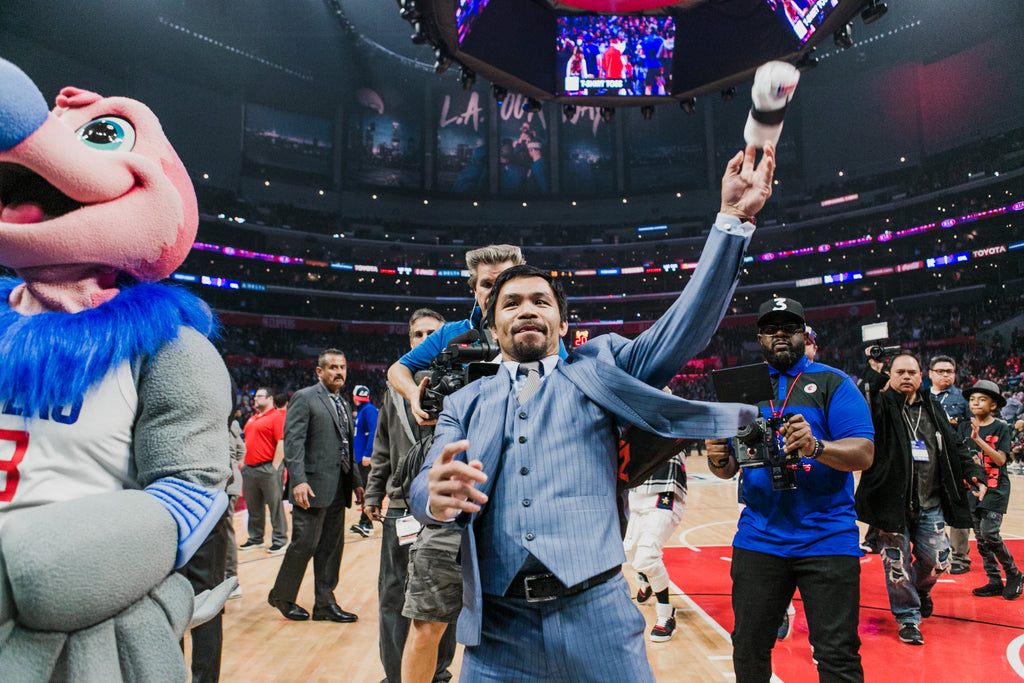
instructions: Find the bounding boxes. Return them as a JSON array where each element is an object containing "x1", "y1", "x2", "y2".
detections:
[
  {"x1": 466, "y1": 371, "x2": 510, "y2": 502},
  {"x1": 316, "y1": 382, "x2": 346, "y2": 438}
]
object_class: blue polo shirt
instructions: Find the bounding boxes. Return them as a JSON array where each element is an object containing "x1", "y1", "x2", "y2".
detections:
[{"x1": 735, "y1": 355, "x2": 874, "y2": 557}]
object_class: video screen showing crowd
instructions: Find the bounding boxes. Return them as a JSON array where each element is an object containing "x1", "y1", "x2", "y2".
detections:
[{"x1": 557, "y1": 15, "x2": 675, "y2": 97}]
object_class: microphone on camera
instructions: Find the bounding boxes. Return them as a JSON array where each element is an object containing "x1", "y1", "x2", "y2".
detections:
[
  {"x1": 447, "y1": 329, "x2": 480, "y2": 346},
  {"x1": 744, "y1": 60, "x2": 801, "y2": 148}
]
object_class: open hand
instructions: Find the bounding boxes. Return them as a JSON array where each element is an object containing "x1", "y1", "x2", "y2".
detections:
[
  {"x1": 720, "y1": 143, "x2": 775, "y2": 223},
  {"x1": 426, "y1": 439, "x2": 488, "y2": 520}
]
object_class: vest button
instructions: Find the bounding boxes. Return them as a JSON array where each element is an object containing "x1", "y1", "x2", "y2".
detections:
[
  {"x1": 525, "y1": 533, "x2": 535, "y2": 541},
  {"x1": 520, "y1": 467, "x2": 529, "y2": 475},
  {"x1": 519, "y1": 411, "x2": 527, "y2": 419},
  {"x1": 519, "y1": 436, "x2": 527, "y2": 443},
  {"x1": 522, "y1": 499, "x2": 531, "y2": 507}
]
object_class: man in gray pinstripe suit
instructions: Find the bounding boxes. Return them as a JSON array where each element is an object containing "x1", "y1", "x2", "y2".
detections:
[{"x1": 412, "y1": 144, "x2": 775, "y2": 681}]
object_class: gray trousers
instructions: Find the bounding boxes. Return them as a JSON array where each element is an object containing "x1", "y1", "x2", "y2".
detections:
[
  {"x1": 240, "y1": 462, "x2": 288, "y2": 547},
  {"x1": 949, "y1": 526, "x2": 972, "y2": 565}
]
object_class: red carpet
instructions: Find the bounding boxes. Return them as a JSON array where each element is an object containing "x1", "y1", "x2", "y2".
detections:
[{"x1": 665, "y1": 541, "x2": 1024, "y2": 681}]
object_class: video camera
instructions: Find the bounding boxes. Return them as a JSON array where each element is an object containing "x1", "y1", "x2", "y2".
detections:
[
  {"x1": 861, "y1": 322, "x2": 901, "y2": 360},
  {"x1": 711, "y1": 363, "x2": 803, "y2": 491},
  {"x1": 734, "y1": 414, "x2": 802, "y2": 490},
  {"x1": 865, "y1": 344, "x2": 902, "y2": 360},
  {"x1": 420, "y1": 330, "x2": 501, "y2": 420}
]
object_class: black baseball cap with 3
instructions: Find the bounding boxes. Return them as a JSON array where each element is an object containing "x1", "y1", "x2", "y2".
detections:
[{"x1": 758, "y1": 297, "x2": 805, "y2": 326}]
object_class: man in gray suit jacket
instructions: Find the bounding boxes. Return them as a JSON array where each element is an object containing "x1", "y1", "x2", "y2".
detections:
[
  {"x1": 413, "y1": 143, "x2": 775, "y2": 681},
  {"x1": 269, "y1": 348, "x2": 363, "y2": 623}
]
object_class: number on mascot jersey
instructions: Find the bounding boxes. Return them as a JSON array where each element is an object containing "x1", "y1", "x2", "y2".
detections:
[{"x1": 0, "y1": 429, "x2": 29, "y2": 502}]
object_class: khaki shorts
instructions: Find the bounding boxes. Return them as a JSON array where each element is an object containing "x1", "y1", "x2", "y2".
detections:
[{"x1": 402, "y1": 525, "x2": 462, "y2": 623}]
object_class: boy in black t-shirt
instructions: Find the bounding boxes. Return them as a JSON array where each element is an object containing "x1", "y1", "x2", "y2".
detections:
[{"x1": 960, "y1": 380, "x2": 1022, "y2": 600}]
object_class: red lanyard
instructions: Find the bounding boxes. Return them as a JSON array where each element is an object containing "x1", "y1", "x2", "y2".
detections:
[{"x1": 769, "y1": 372, "x2": 803, "y2": 418}]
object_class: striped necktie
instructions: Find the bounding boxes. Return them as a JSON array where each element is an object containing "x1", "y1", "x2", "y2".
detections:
[{"x1": 517, "y1": 361, "x2": 542, "y2": 404}]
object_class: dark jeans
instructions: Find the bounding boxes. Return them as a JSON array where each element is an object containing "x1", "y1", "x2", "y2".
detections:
[
  {"x1": 731, "y1": 547, "x2": 863, "y2": 683},
  {"x1": 972, "y1": 508, "x2": 1019, "y2": 581},
  {"x1": 357, "y1": 463, "x2": 372, "y2": 527},
  {"x1": 272, "y1": 492, "x2": 347, "y2": 608}
]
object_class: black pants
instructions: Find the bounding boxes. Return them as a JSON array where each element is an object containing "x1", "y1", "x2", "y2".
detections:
[
  {"x1": 731, "y1": 547, "x2": 862, "y2": 683},
  {"x1": 379, "y1": 510, "x2": 412, "y2": 682},
  {"x1": 179, "y1": 507, "x2": 229, "y2": 683},
  {"x1": 272, "y1": 491, "x2": 347, "y2": 608}
]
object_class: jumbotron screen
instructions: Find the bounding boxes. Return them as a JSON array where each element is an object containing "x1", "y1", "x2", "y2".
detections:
[
  {"x1": 556, "y1": 15, "x2": 675, "y2": 97},
  {"x1": 456, "y1": 0, "x2": 493, "y2": 44},
  {"x1": 766, "y1": 0, "x2": 843, "y2": 44}
]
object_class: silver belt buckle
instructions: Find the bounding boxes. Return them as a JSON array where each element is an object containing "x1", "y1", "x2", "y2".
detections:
[{"x1": 523, "y1": 572, "x2": 558, "y2": 603}]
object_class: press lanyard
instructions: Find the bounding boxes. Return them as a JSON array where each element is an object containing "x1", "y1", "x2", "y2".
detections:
[
  {"x1": 769, "y1": 372, "x2": 802, "y2": 418},
  {"x1": 902, "y1": 401, "x2": 923, "y2": 440}
]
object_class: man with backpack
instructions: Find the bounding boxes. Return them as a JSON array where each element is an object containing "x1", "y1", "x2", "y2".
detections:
[{"x1": 365, "y1": 308, "x2": 457, "y2": 683}]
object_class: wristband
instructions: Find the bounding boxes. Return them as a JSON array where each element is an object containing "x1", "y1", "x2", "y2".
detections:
[{"x1": 809, "y1": 438, "x2": 825, "y2": 460}]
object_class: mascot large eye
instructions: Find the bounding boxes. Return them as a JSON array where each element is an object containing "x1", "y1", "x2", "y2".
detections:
[{"x1": 75, "y1": 116, "x2": 136, "y2": 151}]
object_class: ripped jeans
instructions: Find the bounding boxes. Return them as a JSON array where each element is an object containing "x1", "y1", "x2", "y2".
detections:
[{"x1": 877, "y1": 506, "x2": 950, "y2": 625}]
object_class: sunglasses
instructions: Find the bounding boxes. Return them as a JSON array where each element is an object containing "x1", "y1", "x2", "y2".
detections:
[{"x1": 758, "y1": 323, "x2": 805, "y2": 336}]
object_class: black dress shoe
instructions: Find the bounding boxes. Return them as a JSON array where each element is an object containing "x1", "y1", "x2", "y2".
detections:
[
  {"x1": 312, "y1": 603, "x2": 358, "y2": 623},
  {"x1": 268, "y1": 591, "x2": 309, "y2": 621}
]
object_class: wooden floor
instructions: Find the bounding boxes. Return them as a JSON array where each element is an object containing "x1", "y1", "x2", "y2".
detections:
[{"x1": 208, "y1": 455, "x2": 1024, "y2": 682}]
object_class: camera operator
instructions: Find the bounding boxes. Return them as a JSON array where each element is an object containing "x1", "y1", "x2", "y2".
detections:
[
  {"x1": 386, "y1": 245, "x2": 522, "y2": 425},
  {"x1": 387, "y1": 244, "x2": 567, "y2": 425},
  {"x1": 854, "y1": 352, "x2": 986, "y2": 646},
  {"x1": 706, "y1": 297, "x2": 874, "y2": 683}
]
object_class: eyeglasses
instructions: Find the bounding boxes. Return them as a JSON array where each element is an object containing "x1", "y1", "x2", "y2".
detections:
[
  {"x1": 758, "y1": 323, "x2": 804, "y2": 336},
  {"x1": 930, "y1": 368, "x2": 955, "y2": 375}
]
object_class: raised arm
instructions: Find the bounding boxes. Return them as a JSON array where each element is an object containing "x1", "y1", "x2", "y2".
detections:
[{"x1": 615, "y1": 143, "x2": 775, "y2": 387}]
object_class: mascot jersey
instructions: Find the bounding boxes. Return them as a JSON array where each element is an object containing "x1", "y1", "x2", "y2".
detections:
[{"x1": 0, "y1": 360, "x2": 136, "y2": 519}]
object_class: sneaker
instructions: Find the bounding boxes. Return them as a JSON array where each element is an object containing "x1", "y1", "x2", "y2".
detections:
[
  {"x1": 777, "y1": 613, "x2": 792, "y2": 640},
  {"x1": 650, "y1": 605, "x2": 677, "y2": 642},
  {"x1": 918, "y1": 589, "x2": 933, "y2": 618},
  {"x1": 973, "y1": 581, "x2": 1004, "y2": 597},
  {"x1": 267, "y1": 544, "x2": 287, "y2": 554},
  {"x1": 636, "y1": 585, "x2": 653, "y2": 604},
  {"x1": 1003, "y1": 572, "x2": 1024, "y2": 600},
  {"x1": 949, "y1": 562, "x2": 970, "y2": 575},
  {"x1": 350, "y1": 524, "x2": 371, "y2": 538},
  {"x1": 360, "y1": 523, "x2": 375, "y2": 537},
  {"x1": 898, "y1": 623, "x2": 923, "y2": 645},
  {"x1": 229, "y1": 584, "x2": 243, "y2": 599},
  {"x1": 860, "y1": 542, "x2": 879, "y2": 554},
  {"x1": 239, "y1": 539, "x2": 264, "y2": 550}
]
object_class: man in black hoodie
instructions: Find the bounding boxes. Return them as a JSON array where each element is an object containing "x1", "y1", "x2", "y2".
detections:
[{"x1": 855, "y1": 352, "x2": 986, "y2": 646}]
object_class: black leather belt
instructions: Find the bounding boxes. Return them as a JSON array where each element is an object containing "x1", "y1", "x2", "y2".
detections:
[{"x1": 505, "y1": 566, "x2": 620, "y2": 603}]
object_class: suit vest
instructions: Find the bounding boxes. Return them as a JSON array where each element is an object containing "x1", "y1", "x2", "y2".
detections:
[{"x1": 476, "y1": 370, "x2": 624, "y2": 596}]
